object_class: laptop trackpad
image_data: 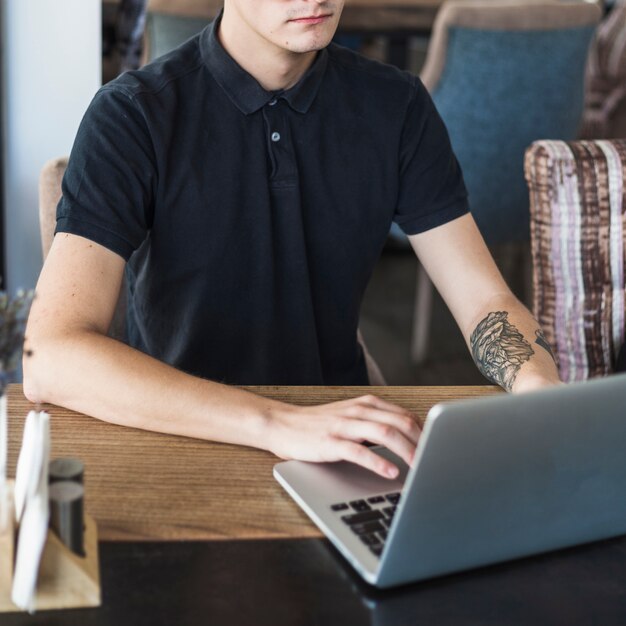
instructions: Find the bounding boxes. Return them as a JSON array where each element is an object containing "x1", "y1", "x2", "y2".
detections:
[{"x1": 275, "y1": 446, "x2": 410, "y2": 502}]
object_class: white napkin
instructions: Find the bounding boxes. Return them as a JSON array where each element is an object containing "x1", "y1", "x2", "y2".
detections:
[
  {"x1": 14, "y1": 411, "x2": 43, "y2": 524},
  {"x1": 11, "y1": 411, "x2": 50, "y2": 613}
]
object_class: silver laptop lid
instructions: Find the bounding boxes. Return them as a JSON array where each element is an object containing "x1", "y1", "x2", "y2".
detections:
[{"x1": 377, "y1": 373, "x2": 626, "y2": 587}]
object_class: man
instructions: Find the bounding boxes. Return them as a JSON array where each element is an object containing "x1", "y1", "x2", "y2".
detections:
[{"x1": 24, "y1": 0, "x2": 560, "y2": 480}]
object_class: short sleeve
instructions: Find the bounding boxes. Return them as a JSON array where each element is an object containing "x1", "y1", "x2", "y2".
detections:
[
  {"x1": 393, "y1": 79, "x2": 469, "y2": 235},
  {"x1": 55, "y1": 86, "x2": 157, "y2": 260}
]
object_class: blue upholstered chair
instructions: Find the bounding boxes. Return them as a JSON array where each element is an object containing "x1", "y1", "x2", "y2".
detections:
[{"x1": 410, "y1": 0, "x2": 601, "y2": 363}]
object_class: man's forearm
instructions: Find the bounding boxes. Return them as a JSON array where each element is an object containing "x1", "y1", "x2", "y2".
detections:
[
  {"x1": 23, "y1": 328, "x2": 422, "y2": 479},
  {"x1": 465, "y1": 294, "x2": 560, "y2": 393},
  {"x1": 23, "y1": 330, "x2": 274, "y2": 448}
]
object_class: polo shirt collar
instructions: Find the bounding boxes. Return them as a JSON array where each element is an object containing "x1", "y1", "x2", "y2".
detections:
[{"x1": 201, "y1": 11, "x2": 328, "y2": 115}]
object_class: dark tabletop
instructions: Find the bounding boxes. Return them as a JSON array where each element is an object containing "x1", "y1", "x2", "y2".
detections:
[{"x1": 4, "y1": 534, "x2": 626, "y2": 626}]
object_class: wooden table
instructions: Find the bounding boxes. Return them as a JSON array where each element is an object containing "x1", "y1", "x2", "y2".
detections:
[
  {"x1": 5, "y1": 384, "x2": 498, "y2": 542},
  {"x1": 7, "y1": 384, "x2": 626, "y2": 626}
]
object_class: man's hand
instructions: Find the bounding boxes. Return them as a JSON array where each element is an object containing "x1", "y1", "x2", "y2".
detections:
[{"x1": 265, "y1": 395, "x2": 421, "y2": 479}]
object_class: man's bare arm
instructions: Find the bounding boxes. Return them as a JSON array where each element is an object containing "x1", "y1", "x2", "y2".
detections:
[
  {"x1": 24, "y1": 233, "x2": 419, "y2": 478},
  {"x1": 408, "y1": 213, "x2": 560, "y2": 393}
]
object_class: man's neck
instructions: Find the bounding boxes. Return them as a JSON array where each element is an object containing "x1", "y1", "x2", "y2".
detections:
[{"x1": 218, "y1": 8, "x2": 317, "y2": 92}]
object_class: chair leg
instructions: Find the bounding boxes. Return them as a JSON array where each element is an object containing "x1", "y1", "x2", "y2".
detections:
[
  {"x1": 358, "y1": 328, "x2": 387, "y2": 386},
  {"x1": 411, "y1": 264, "x2": 433, "y2": 364}
]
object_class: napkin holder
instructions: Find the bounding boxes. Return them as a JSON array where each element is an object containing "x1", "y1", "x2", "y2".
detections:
[{"x1": 0, "y1": 480, "x2": 101, "y2": 612}]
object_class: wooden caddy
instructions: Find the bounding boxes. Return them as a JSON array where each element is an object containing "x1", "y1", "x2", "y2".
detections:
[{"x1": 0, "y1": 481, "x2": 101, "y2": 613}]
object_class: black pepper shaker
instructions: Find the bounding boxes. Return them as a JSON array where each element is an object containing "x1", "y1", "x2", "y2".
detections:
[{"x1": 49, "y1": 480, "x2": 85, "y2": 556}]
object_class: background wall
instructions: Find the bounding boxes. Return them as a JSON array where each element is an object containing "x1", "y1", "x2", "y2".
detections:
[{"x1": 2, "y1": 0, "x2": 101, "y2": 293}]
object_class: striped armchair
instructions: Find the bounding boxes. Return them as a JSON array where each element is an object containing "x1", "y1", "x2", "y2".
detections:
[{"x1": 525, "y1": 139, "x2": 626, "y2": 382}]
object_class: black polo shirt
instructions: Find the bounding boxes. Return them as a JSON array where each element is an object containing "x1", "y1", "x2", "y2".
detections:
[{"x1": 56, "y1": 15, "x2": 468, "y2": 385}]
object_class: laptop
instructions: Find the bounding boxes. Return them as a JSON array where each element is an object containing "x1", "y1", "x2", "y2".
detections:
[{"x1": 274, "y1": 373, "x2": 626, "y2": 588}]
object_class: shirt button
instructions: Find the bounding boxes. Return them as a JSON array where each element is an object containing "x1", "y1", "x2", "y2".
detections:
[
  {"x1": 271, "y1": 132, "x2": 281, "y2": 142},
  {"x1": 268, "y1": 98, "x2": 278, "y2": 106}
]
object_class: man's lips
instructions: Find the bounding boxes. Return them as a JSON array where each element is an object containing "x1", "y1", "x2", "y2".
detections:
[{"x1": 288, "y1": 14, "x2": 332, "y2": 25}]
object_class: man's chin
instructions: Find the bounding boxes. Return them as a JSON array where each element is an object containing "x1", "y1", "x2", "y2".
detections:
[{"x1": 285, "y1": 35, "x2": 335, "y2": 54}]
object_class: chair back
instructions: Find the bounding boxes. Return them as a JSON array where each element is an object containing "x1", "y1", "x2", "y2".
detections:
[
  {"x1": 39, "y1": 157, "x2": 67, "y2": 261},
  {"x1": 144, "y1": 0, "x2": 221, "y2": 61},
  {"x1": 525, "y1": 139, "x2": 626, "y2": 382},
  {"x1": 421, "y1": 0, "x2": 601, "y2": 245}
]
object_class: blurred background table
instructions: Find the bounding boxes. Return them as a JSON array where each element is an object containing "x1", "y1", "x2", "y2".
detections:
[
  {"x1": 138, "y1": 0, "x2": 443, "y2": 69},
  {"x1": 341, "y1": 0, "x2": 443, "y2": 67},
  {"x1": 342, "y1": 0, "x2": 443, "y2": 31},
  {"x1": 141, "y1": 0, "x2": 445, "y2": 31}
]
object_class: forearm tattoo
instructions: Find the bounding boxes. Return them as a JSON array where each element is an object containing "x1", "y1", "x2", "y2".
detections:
[
  {"x1": 470, "y1": 311, "x2": 534, "y2": 392},
  {"x1": 535, "y1": 328, "x2": 556, "y2": 363}
]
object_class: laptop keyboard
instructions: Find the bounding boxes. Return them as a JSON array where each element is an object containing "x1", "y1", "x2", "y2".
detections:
[{"x1": 330, "y1": 492, "x2": 401, "y2": 558}]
